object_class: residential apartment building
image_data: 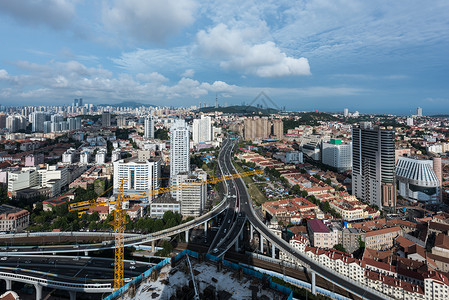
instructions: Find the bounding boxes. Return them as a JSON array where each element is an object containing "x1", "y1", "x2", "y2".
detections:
[
  {"x1": 192, "y1": 115, "x2": 212, "y2": 144},
  {"x1": 102, "y1": 111, "x2": 111, "y2": 127},
  {"x1": 170, "y1": 120, "x2": 190, "y2": 196},
  {"x1": 307, "y1": 219, "x2": 338, "y2": 249},
  {"x1": 144, "y1": 115, "x2": 154, "y2": 139},
  {"x1": 364, "y1": 226, "x2": 402, "y2": 250},
  {"x1": 352, "y1": 123, "x2": 396, "y2": 208}
]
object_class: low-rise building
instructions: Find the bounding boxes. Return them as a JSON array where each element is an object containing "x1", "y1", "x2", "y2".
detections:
[
  {"x1": 364, "y1": 226, "x2": 402, "y2": 250},
  {"x1": 307, "y1": 219, "x2": 338, "y2": 249},
  {"x1": 150, "y1": 195, "x2": 181, "y2": 219},
  {"x1": 0, "y1": 205, "x2": 30, "y2": 232}
]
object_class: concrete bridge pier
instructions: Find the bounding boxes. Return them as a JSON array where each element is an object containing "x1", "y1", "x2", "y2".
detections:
[
  {"x1": 151, "y1": 240, "x2": 156, "y2": 252},
  {"x1": 34, "y1": 283, "x2": 42, "y2": 300},
  {"x1": 185, "y1": 229, "x2": 189, "y2": 243},
  {"x1": 259, "y1": 234, "x2": 263, "y2": 253},
  {"x1": 69, "y1": 291, "x2": 76, "y2": 300},
  {"x1": 204, "y1": 220, "x2": 208, "y2": 234},
  {"x1": 5, "y1": 279, "x2": 12, "y2": 290},
  {"x1": 250, "y1": 225, "x2": 254, "y2": 241},
  {"x1": 271, "y1": 243, "x2": 276, "y2": 259},
  {"x1": 235, "y1": 238, "x2": 239, "y2": 252},
  {"x1": 311, "y1": 271, "x2": 316, "y2": 295}
]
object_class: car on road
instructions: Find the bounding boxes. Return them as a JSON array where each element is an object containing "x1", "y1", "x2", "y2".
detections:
[
  {"x1": 1, "y1": 257, "x2": 7, "y2": 261},
  {"x1": 12, "y1": 249, "x2": 18, "y2": 252},
  {"x1": 130, "y1": 260, "x2": 136, "y2": 265},
  {"x1": 130, "y1": 265, "x2": 136, "y2": 270},
  {"x1": 212, "y1": 248, "x2": 219, "y2": 254},
  {"x1": 73, "y1": 245, "x2": 79, "y2": 249},
  {"x1": 25, "y1": 260, "x2": 31, "y2": 264}
]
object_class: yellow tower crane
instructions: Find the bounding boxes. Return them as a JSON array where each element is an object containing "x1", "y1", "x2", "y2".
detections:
[{"x1": 69, "y1": 168, "x2": 263, "y2": 290}]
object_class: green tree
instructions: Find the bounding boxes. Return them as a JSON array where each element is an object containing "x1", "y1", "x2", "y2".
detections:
[{"x1": 334, "y1": 244, "x2": 347, "y2": 253}]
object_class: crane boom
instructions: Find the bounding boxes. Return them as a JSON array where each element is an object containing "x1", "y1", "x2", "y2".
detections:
[
  {"x1": 69, "y1": 169, "x2": 263, "y2": 211},
  {"x1": 68, "y1": 168, "x2": 263, "y2": 290}
]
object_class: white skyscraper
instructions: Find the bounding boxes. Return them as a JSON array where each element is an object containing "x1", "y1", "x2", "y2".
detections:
[
  {"x1": 192, "y1": 115, "x2": 212, "y2": 144},
  {"x1": 144, "y1": 116, "x2": 154, "y2": 139},
  {"x1": 406, "y1": 117, "x2": 414, "y2": 126},
  {"x1": 113, "y1": 157, "x2": 161, "y2": 202},
  {"x1": 344, "y1": 108, "x2": 349, "y2": 117},
  {"x1": 32, "y1": 112, "x2": 46, "y2": 132},
  {"x1": 417, "y1": 107, "x2": 423, "y2": 117},
  {"x1": 170, "y1": 119, "x2": 190, "y2": 195}
]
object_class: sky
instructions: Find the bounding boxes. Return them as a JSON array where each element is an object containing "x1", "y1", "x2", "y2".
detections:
[{"x1": 0, "y1": 0, "x2": 448, "y2": 115}]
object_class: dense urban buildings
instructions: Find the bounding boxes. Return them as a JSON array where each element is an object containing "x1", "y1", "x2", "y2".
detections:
[{"x1": 322, "y1": 138, "x2": 352, "y2": 172}]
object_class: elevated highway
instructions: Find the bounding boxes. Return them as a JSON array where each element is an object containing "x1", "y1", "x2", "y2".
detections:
[{"x1": 215, "y1": 135, "x2": 391, "y2": 300}]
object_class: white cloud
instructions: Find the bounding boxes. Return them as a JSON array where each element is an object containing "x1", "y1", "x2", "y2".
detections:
[
  {"x1": 196, "y1": 24, "x2": 310, "y2": 77},
  {"x1": 102, "y1": 0, "x2": 198, "y2": 43},
  {"x1": 181, "y1": 69, "x2": 195, "y2": 78},
  {"x1": 136, "y1": 72, "x2": 168, "y2": 83},
  {"x1": 0, "y1": 0, "x2": 75, "y2": 29},
  {"x1": 112, "y1": 47, "x2": 193, "y2": 73}
]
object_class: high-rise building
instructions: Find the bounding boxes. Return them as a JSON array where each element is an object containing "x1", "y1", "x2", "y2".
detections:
[
  {"x1": 272, "y1": 119, "x2": 283, "y2": 140},
  {"x1": 243, "y1": 117, "x2": 270, "y2": 141},
  {"x1": 102, "y1": 112, "x2": 111, "y2": 127},
  {"x1": 67, "y1": 117, "x2": 81, "y2": 131},
  {"x1": 32, "y1": 112, "x2": 46, "y2": 132},
  {"x1": 51, "y1": 114, "x2": 64, "y2": 124},
  {"x1": 170, "y1": 120, "x2": 190, "y2": 196},
  {"x1": 192, "y1": 115, "x2": 212, "y2": 144},
  {"x1": 352, "y1": 123, "x2": 396, "y2": 209},
  {"x1": 6, "y1": 115, "x2": 26, "y2": 132},
  {"x1": 344, "y1": 108, "x2": 349, "y2": 117},
  {"x1": 176, "y1": 169, "x2": 207, "y2": 217},
  {"x1": 43, "y1": 121, "x2": 52, "y2": 133},
  {"x1": 73, "y1": 98, "x2": 83, "y2": 107},
  {"x1": 113, "y1": 157, "x2": 161, "y2": 201},
  {"x1": 117, "y1": 116, "x2": 127, "y2": 128},
  {"x1": 417, "y1": 107, "x2": 423, "y2": 117},
  {"x1": 144, "y1": 116, "x2": 155, "y2": 139},
  {"x1": 406, "y1": 117, "x2": 414, "y2": 126},
  {"x1": 0, "y1": 113, "x2": 6, "y2": 128},
  {"x1": 322, "y1": 139, "x2": 352, "y2": 172}
]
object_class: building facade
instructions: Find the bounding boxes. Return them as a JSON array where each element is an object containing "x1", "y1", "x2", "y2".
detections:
[
  {"x1": 396, "y1": 157, "x2": 441, "y2": 204},
  {"x1": 170, "y1": 120, "x2": 190, "y2": 195},
  {"x1": 192, "y1": 115, "x2": 212, "y2": 144},
  {"x1": 322, "y1": 139, "x2": 352, "y2": 172},
  {"x1": 352, "y1": 123, "x2": 396, "y2": 209},
  {"x1": 144, "y1": 116, "x2": 155, "y2": 139},
  {"x1": 176, "y1": 169, "x2": 207, "y2": 217},
  {"x1": 113, "y1": 157, "x2": 161, "y2": 201}
]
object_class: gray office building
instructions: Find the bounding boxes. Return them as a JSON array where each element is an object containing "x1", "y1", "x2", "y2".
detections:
[{"x1": 352, "y1": 122, "x2": 396, "y2": 209}]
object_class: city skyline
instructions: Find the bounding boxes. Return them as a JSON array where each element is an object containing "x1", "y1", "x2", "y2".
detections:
[{"x1": 0, "y1": 1, "x2": 448, "y2": 115}]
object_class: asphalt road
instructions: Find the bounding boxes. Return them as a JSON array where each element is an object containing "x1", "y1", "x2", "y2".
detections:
[{"x1": 220, "y1": 135, "x2": 386, "y2": 300}]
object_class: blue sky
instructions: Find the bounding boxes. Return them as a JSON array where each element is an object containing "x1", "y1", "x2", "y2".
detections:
[{"x1": 0, "y1": 0, "x2": 448, "y2": 115}]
